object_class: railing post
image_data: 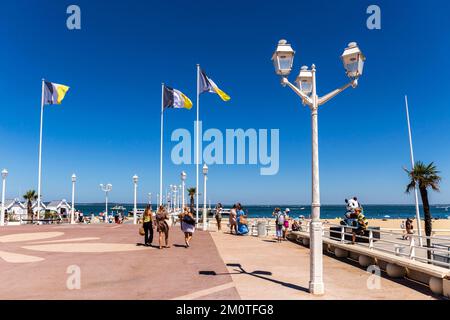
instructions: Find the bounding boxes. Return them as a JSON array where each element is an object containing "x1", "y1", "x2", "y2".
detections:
[
  {"x1": 341, "y1": 225, "x2": 345, "y2": 243},
  {"x1": 369, "y1": 230, "x2": 374, "y2": 249},
  {"x1": 409, "y1": 237, "x2": 415, "y2": 260}
]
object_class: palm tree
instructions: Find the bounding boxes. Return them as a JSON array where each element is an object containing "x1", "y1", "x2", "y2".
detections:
[
  {"x1": 23, "y1": 190, "x2": 38, "y2": 223},
  {"x1": 187, "y1": 187, "x2": 196, "y2": 213},
  {"x1": 405, "y1": 161, "x2": 441, "y2": 261}
]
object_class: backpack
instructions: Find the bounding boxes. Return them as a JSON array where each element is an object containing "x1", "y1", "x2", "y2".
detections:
[
  {"x1": 183, "y1": 214, "x2": 195, "y2": 226},
  {"x1": 277, "y1": 213, "x2": 285, "y2": 226}
]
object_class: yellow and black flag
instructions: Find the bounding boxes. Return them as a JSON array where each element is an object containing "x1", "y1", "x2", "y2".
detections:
[{"x1": 199, "y1": 68, "x2": 230, "y2": 101}]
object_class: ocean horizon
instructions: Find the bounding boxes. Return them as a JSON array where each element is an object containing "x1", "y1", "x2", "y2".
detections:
[{"x1": 73, "y1": 203, "x2": 450, "y2": 220}]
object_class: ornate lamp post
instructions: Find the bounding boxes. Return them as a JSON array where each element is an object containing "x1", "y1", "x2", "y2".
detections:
[
  {"x1": 71, "y1": 174, "x2": 76, "y2": 224},
  {"x1": 181, "y1": 171, "x2": 187, "y2": 210},
  {"x1": 100, "y1": 183, "x2": 112, "y2": 223},
  {"x1": 1, "y1": 169, "x2": 8, "y2": 227},
  {"x1": 133, "y1": 175, "x2": 139, "y2": 224},
  {"x1": 202, "y1": 164, "x2": 208, "y2": 231},
  {"x1": 272, "y1": 39, "x2": 365, "y2": 295}
]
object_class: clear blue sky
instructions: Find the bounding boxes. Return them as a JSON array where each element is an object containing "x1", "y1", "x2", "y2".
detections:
[{"x1": 1, "y1": 0, "x2": 449, "y2": 205}]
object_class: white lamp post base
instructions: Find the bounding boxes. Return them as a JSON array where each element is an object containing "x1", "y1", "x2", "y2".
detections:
[{"x1": 309, "y1": 220, "x2": 324, "y2": 295}]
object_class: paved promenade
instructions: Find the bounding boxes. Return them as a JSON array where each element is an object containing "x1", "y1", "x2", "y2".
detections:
[
  {"x1": 0, "y1": 224, "x2": 438, "y2": 300},
  {"x1": 209, "y1": 232, "x2": 437, "y2": 300},
  {"x1": 0, "y1": 224, "x2": 238, "y2": 300}
]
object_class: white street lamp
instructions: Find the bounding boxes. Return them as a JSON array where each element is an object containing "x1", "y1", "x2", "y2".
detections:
[
  {"x1": 178, "y1": 184, "x2": 182, "y2": 211},
  {"x1": 172, "y1": 185, "x2": 177, "y2": 213},
  {"x1": 181, "y1": 171, "x2": 186, "y2": 210},
  {"x1": 148, "y1": 192, "x2": 152, "y2": 206},
  {"x1": 71, "y1": 174, "x2": 76, "y2": 224},
  {"x1": 133, "y1": 175, "x2": 139, "y2": 224},
  {"x1": 271, "y1": 39, "x2": 295, "y2": 76},
  {"x1": 1, "y1": 169, "x2": 8, "y2": 227},
  {"x1": 341, "y1": 42, "x2": 366, "y2": 84},
  {"x1": 168, "y1": 185, "x2": 172, "y2": 212},
  {"x1": 100, "y1": 183, "x2": 112, "y2": 223},
  {"x1": 272, "y1": 39, "x2": 365, "y2": 295},
  {"x1": 202, "y1": 164, "x2": 208, "y2": 231}
]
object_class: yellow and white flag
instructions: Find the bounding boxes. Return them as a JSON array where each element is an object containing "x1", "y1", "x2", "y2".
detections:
[{"x1": 43, "y1": 81, "x2": 70, "y2": 105}]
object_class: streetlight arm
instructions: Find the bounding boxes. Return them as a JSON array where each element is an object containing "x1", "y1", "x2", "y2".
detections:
[
  {"x1": 281, "y1": 77, "x2": 313, "y2": 107},
  {"x1": 318, "y1": 80, "x2": 357, "y2": 106}
]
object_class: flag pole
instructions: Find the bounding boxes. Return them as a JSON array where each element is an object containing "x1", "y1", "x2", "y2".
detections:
[
  {"x1": 196, "y1": 64, "x2": 200, "y2": 224},
  {"x1": 405, "y1": 95, "x2": 423, "y2": 247},
  {"x1": 159, "y1": 83, "x2": 164, "y2": 207},
  {"x1": 37, "y1": 79, "x2": 45, "y2": 220}
]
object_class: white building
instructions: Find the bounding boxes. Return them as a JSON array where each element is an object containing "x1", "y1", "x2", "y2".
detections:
[
  {"x1": 3, "y1": 198, "x2": 27, "y2": 220},
  {"x1": 46, "y1": 199, "x2": 72, "y2": 217},
  {"x1": 31, "y1": 200, "x2": 47, "y2": 215}
]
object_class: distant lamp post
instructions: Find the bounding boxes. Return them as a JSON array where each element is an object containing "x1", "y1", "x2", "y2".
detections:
[
  {"x1": 148, "y1": 192, "x2": 152, "y2": 208},
  {"x1": 178, "y1": 184, "x2": 182, "y2": 211},
  {"x1": 272, "y1": 39, "x2": 365, "y2": 295},
  {"x1": 133, "y1": 175, "x2": 139, "y2": 224},
  {"x1": 181, "y1": 171, "x2": 187, "y2": 210},
  {"x1": 71, "y1": 174, "x2": 76, "y2": 224},
  {"x1": 202, "y1": 164, "x2": 208, "y2": 231},
  {"x1": 100, "y1": 183, "x2": 112, "y2": 223},
  {"x1": 168, "y1": 184, "x2": 173, "y2": 212},
  {"x1": 173, "y1": 185, "x2": 177, "y2": 213},
  {"x1": 1, "y1": 169, "x2": 8, "y2": 227}
]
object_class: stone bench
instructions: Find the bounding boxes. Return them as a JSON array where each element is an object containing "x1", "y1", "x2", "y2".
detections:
[{"x1": 288, "y1": 230, "x2": 450, "y2": 297}]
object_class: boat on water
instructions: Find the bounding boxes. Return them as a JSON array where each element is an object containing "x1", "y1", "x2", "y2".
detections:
[
  {"x1": 128, "y1": 208, "x2": 145, "y2": 217},
  {"x1": 210, "y1": 208, "x2": 231, "y2": 216}
]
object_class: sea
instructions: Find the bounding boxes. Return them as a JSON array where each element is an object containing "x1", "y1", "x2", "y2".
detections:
[{"x1": 76, "y1": 203, "x2": 450, "y2": 220}]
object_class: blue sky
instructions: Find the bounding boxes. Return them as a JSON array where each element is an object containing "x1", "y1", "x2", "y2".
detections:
[{"x1": 0, "y1": 0, "x2": 449, "y2": 205}]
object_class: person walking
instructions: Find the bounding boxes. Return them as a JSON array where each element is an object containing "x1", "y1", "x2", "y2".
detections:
[
  {"x1": 229, "y1": 204, "x2": 237, "y2": 234},
  {"x1": 179, "y1": 207, "x2": 195, "y2": 248},
  {"x1": 273, "y1": 208, "x2": 284, "y2": 242},
  {"x1": 282, "y1": 208, "x2": 291, "y2": 240},
  {"x1": 215, "y1": 203, "x2": 223, "y2": 232},
  {"x1": 156, "y1": 205, "x2": 170, "y2": 249},
  {"x1": 142, "y1": 205, "x2": 154, "y2": 247}
]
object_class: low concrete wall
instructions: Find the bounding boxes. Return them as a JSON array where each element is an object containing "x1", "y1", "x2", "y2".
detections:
[{"x1": 288, "y1": 231, "x2": 450, "y2": 298}]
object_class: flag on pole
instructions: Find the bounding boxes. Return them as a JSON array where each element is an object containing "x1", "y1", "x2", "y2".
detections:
[
  {"x1": 163, "y1": 85, "x2": 193, "y2": 110},
  {"x1": 199, "y1": 68, "x2": 230, "y2": 101},
  {"x1": 43, "y1": 81, "x2": 70, "y2": 105}
]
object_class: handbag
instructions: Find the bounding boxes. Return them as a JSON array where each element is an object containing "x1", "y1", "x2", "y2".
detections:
[
  {"x1": 239, "y1": 215, "x2": 248, "y2": 225},
  {"x1": 139, "y1": 226, "x2": 145, "y2": 236}
]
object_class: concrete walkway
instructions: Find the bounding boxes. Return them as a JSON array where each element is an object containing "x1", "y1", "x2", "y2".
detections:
[{"x1": 210, "y1": 231, "x2": 438, "y2": 300}]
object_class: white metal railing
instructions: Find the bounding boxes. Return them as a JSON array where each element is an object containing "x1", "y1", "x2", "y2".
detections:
[{"x1": 295, "y1": 221, "x2": 450, "y2": 269}]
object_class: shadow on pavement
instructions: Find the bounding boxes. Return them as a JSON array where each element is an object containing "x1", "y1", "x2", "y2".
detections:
[{"x1": 199, "y1": 263, "x2": 309, "y2": 293}]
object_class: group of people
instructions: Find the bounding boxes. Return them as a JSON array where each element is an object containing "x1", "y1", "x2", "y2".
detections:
[
  {"x1": 141, "y1": 205, "x2": 196, "y2": 249},
  {"x1": 216, "y1": 203, "x2": 249, "y2": 235}
]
